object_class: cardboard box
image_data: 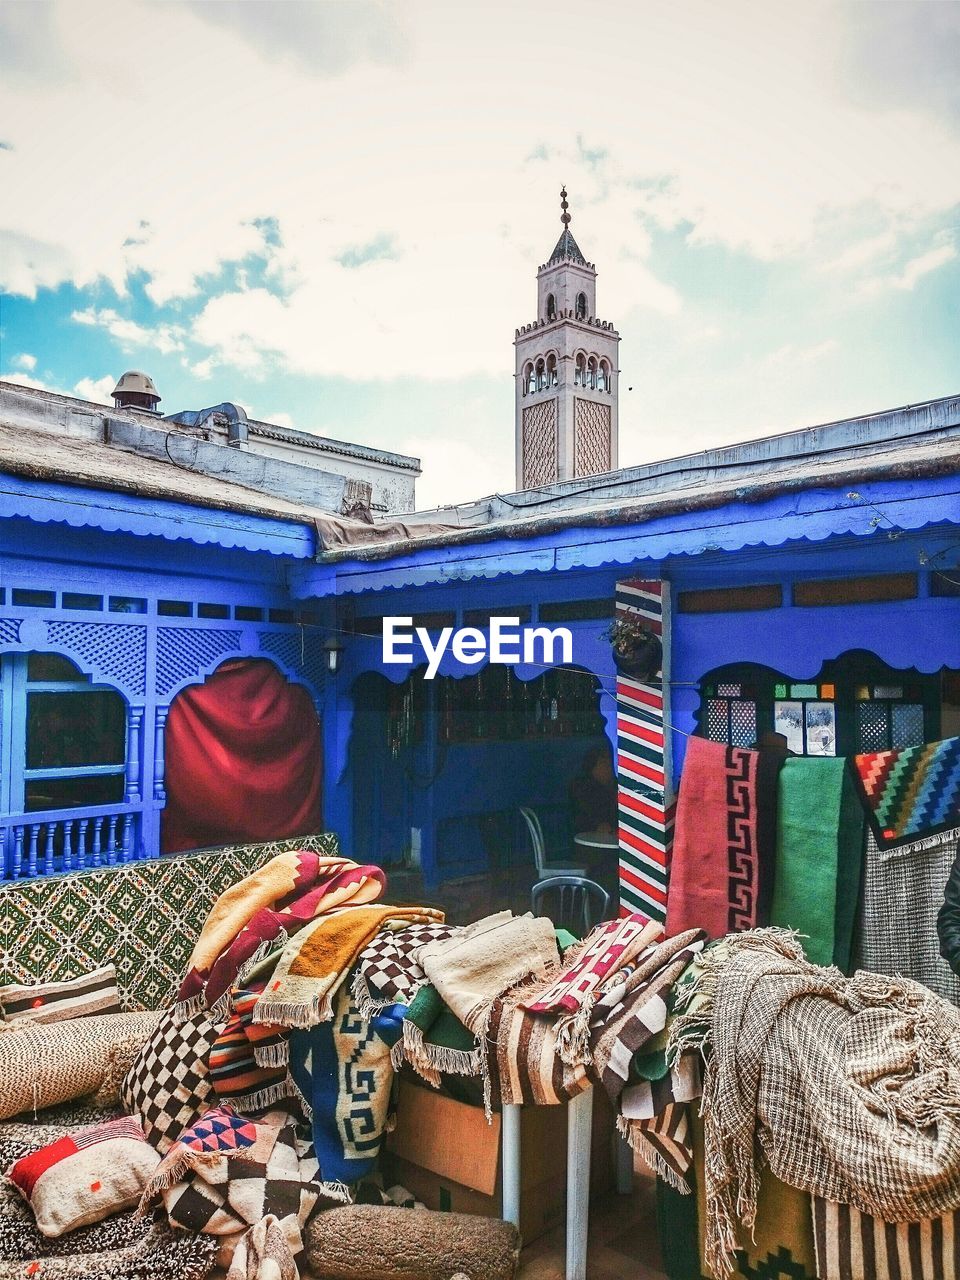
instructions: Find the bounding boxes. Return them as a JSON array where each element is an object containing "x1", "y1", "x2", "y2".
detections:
[{"x1": 383, "y1": 1078, "x2": 614, "y2": 1245}]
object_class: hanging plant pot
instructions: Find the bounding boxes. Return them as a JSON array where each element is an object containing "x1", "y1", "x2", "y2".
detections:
[{"x1": 605, "y1": 618, "x2": 663, "y2": 680}]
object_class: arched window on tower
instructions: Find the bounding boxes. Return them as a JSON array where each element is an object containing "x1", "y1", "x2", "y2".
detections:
[
  {"x1": 526, "y1": 363, "x2": 537, "y2": 395},
  {"x1": 597, "y1": 360, "x2": 608, "y2": 393},
  {"x1": 587, "y1": 357, "x2": 598, "y2": 390},
  {"x1": 523, "y1": 362, "x2": 534, "y2": 396},
  {"x1": 574, "y1": 354, "x2": 586, "y2": 386},
  {"x1": 535, "y1": 358, "x2": 546, "y2": 391},
  {"x1": 546, "y1": 354, "x2": 558, "y2": 387},
  {"x1": 546, "y1": 293, "x2": 556, "y2": 321},
  {"x1": 576, "y1": 292, "x2": 587, "y2": 320}
]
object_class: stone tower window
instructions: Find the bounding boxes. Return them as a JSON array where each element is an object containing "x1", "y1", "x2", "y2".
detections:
[
  {"x1": 576, "y1": 292, "x2": 587, "y2": 320},
  {"x1": 546, "y1": 354, "x2": 558, "y2": 386},
  {"x1": 597, "y1": 360, "x2": 608, "y2": 392},
  {"x1": 587, "y1": 356, "x2": 598, "y2": 389},
  {"x1": 574, "y1": 353, "x2": 586, "y2": 386},
  {"x1": 546, "y1": 293, "x2": 556, "y2": 321},
  {"x1": 535, "y1": 358, "x2": 547, "y2": 391}
]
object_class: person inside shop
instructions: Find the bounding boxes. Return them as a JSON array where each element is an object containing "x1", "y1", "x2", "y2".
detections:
[{"x1": 568, "y1": 745, "x2": 618, "y2": 835}]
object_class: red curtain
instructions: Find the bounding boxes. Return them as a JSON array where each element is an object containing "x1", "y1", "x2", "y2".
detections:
[{"x1": 161, "y1": 658, "x2": 322, "y2": 854}]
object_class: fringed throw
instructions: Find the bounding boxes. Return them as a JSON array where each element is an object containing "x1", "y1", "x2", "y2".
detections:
[
  {"x1": 590, "y1": 929, "x2": 706, "y2": 1105},
  {"x1": 352, "y1": 920, "x2": 458, "y2": 1019},
  {"x1": 812, "y1": 1195, "x2": 960, "y2": 1280},
  {"x1": 690, "y1": 929, "x2": 960, "y2": 1280},
  {"x1": 521, "y1": 914, "x2": 664, "y2": 1067},
  {"x1": 139, "y1": 1105, "x2": 346, "y2": 1280},
  {"x1": 209, "y1": 982, "x2": 293, "y2": 1114},
  {"x1": 288, "y1": 985, "x2": 404, "y2": 1186},
  {"x1": 853, "y1": 734, "x2": 960, "y2": 849},
  {"x1": 395, "y1": 984, "x2": 481, "y2": 1089},
  {"x1": 253, "y1": 905, "x2": 443, "y2": 1029},
  {"x1": 175, "y1": 851, "x2": 387, "y2": 1020},
  {"x1": 416, "y1": 911, "x2": 559, "y2": 1116}
]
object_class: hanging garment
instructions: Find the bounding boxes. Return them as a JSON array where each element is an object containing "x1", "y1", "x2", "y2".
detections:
[
  {"x1": 853, "y1": 735, "x2": 960, "y2": 849},
  {"x1": 666, "y1": 737, "x2": 783, "y2": 940},
  {"x1": 162, "y1": 658, "x2": 322, "y2": 855},
  {"x1": 770, "y1": 757, "x2": 863, "y2": 969},
  {"x1": 855, "y1": 826, "x2": 960, "y2": 1005}
]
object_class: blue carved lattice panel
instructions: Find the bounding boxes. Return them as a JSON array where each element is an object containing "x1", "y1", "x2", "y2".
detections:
[
  {"x1": 155, "y1": 627, "x2": 242, "y2": 698},
  {"x1": 46, "y1": 621, "x2": 147, "y2": 697}
]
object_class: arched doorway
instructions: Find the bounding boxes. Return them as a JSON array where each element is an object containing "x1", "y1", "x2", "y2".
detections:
[{"x1": 161, "y1": 658, "x2": 322, "y2": 853}]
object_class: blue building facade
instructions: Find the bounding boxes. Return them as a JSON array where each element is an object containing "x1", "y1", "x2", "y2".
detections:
[{"x1": 2, "y1": 386, "x2": 958, "y2": 895}]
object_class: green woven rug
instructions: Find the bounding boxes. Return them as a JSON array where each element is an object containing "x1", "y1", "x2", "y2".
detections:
[{"x1": 770, "y1": 759, "x2": 863, "y2": 969}]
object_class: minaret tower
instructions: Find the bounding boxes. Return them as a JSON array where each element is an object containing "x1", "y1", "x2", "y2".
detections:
[{"x1": 514, "y1": 188, "x2": 620, "y2": 489}]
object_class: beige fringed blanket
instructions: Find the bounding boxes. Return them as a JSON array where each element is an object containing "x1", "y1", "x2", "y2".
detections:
[
  {"x1": 679, "y1": 929, "x2": 960, "y2": 1279},
  {"x1": 253, "y1": 905, "x2": 444, "y2": 1029},
  {"x1": 415, "y1": 911, "x2": 559, "y2": 1114},
  {"x1": 416, "y1": 911, "x2": 559, "y2": 1037}
]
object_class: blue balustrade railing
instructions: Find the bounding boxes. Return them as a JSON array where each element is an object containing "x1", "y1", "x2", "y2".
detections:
[{"x1": 0, "y1": 802, "x2": 145, "y2": 879}]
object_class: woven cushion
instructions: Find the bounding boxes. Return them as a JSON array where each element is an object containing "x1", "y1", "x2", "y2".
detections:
[
  {"x1": 8, "y1": 1115, "x2": 159, "y2": 1239},
  {"x1": 0, "y1": 1119, "x2": 219, "y2": 1278},
  {"x1": 0, "y1": 964, "x2": 122, "y2": 1025},
  {"x1": 0, "y1": 1010, "x2": 160, "y2": 1121},
  {"x1": 120, "y1": 1008, "x2": 221, "y2": 1153}
]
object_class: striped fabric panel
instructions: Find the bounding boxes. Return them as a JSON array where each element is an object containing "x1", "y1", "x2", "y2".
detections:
[
  {"x1": 489, "y1": 998, "x2": 590, "y2": 1106},
  {"x1": 813, "y1": 1197, "x2": 960, "y2": 1280},
  {"x1": 73, "y1": 1116, "x2": 147, "y2": 1149},
  {"x1": 615, "y1": 579, "x2": 675, "y2": 922},
  {"x1": 0, "y1": 964, "x2": 121, "y2": 1024}
]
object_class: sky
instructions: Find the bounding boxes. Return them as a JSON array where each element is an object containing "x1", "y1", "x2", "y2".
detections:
[{"x1": 0, "y1": 0, "x2": 958, "y2": 510}]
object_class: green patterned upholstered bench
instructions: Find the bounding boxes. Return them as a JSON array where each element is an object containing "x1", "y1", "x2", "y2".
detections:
[{"x1": 0, "y1": 834, "x2": 340, "y2": 1011}]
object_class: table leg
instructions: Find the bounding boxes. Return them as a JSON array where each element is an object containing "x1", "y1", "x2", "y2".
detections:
[
  {"x1": 616, "y1": 1132, "x2": 634, "y2": 1194},
  {"x1": 566, "y1": 1086, "x2": 593, "y2": 1280},
  {"x1": 501, "y1": 1102, "x2": 522, "y2": 1230}
]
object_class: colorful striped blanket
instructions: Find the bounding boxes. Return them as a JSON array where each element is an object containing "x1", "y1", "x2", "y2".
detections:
[{"x1": 854, "y1": 735, "x2": 960, "y2": 849}]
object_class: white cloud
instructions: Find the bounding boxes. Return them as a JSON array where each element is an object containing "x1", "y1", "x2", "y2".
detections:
[
  {"x1": 401, "y1": 432, "x2": 512, "y2": 510},
  {"x1": 0, "y1": 368, "x2": 115, "y2": 404},
  {"x1": 72, "y1": 374, "x2": 115, "y2": 404},
  {"x1": 763, "y1": 339, "x2": 839, "y2": 369},
  {"x1": 1, "y1": 0, "x2": 958, "y2": 383},
  {"x1": 860, "y1": 237, "x2": 958, "y2": 294},
  {"x1": 11, "y1": 352, "x2": 36, "y2": 370},
  {"x1": 893, "y1": 242, "x2": 958, "y2": 290},
  {"x1": 71, "y1": 307, "x2": 186, "y2": 354},
  {"x1": 1, "y1": 371, "x2": 50, "y2": 391}
]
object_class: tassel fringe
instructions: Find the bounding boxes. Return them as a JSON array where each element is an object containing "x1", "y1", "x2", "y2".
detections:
[
  {"x1": 252, "y1": 993, "x2": 334, "y2": 1029},
  {"x1": 253, "y1": 1040, "x2": 290, "y2": 1068},
  {"x1": 615, "y1": 1116, "x2": 691, "y2": 1195}
]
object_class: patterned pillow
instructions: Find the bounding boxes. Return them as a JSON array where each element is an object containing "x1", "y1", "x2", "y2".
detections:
[
  {"x1": 7, "y1": 1115, "x2": 160, "y2": 1238},
  {"x1": 120, "y1": 1007, "x2": 221, "y2": 1153},
  {"x1": 0, "y1": 965, "x2": 122, "y2": 1025},
  {"x1": 0, "y1": 1011, "x2": 160, "y2": 1121}
]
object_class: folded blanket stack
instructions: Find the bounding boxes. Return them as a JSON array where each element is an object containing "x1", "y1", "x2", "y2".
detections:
[
  {"x1": 175, "y1": 851, "x2": 388, "y2": 1020},
  {"x1": 679, "y1": 927, "x2": 960, "y2": 1279}
]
